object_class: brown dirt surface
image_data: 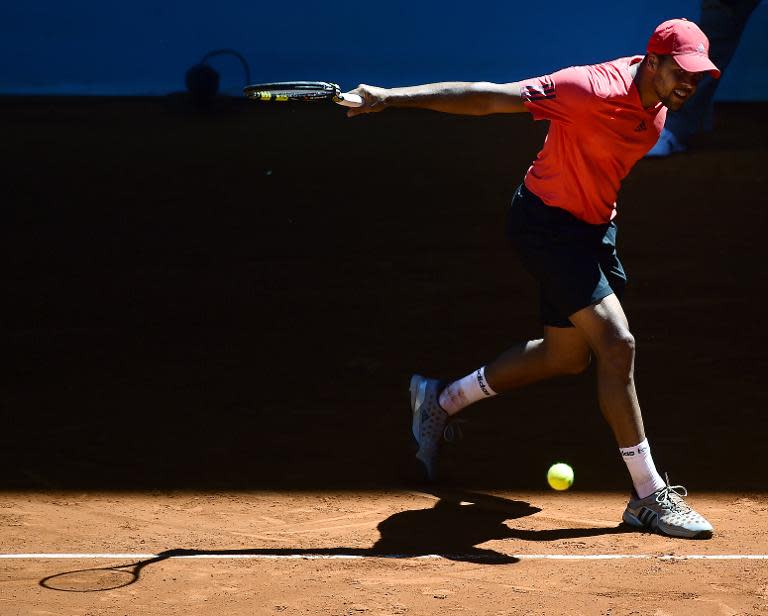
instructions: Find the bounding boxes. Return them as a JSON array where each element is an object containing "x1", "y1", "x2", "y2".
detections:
[
  {"x1": 2, "y1": 491, "x2": 768, "y2": 615},
  {"x1": 2, "y1": 97, "x2": 767, "y2": 614}
]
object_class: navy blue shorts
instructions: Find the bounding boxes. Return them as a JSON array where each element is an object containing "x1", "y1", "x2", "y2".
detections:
[{"x1": 506, "y1": 183, "x2": 627, "y2": 328}]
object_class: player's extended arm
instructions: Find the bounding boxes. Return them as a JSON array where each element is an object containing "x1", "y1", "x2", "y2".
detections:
[{"x1": 345, "y1": 82, "x2": 527, "y2": 117}]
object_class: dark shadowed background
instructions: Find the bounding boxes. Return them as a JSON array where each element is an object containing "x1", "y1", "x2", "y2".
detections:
[
  {"x1": 2, "y1": 1, "x2": 767, "y2": 491},
  {"x1": 3, "y1": 97, "x2": 766, "y2": 491}
]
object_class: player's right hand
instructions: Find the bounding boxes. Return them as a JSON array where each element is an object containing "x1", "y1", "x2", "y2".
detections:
[{"x1": 345, "y1": 84, "x2": 389, "y2": 117}]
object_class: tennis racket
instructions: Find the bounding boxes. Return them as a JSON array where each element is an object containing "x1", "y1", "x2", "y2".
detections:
[{"x1": 243, "y1": 81, "x2": 363, "y2": 107}]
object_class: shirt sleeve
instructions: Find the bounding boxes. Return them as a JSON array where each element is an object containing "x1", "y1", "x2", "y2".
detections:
[{"x1": 519, "y1": 65, "x2": 593, "y2": 125}]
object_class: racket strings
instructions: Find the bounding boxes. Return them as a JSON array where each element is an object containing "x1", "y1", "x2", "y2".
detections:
[
  {"x1": 257, "y1": 90, "x2": 331, "y2": 99},
  {"x1": 244, "y1": 81, "x2": 340, "y2": 102}
]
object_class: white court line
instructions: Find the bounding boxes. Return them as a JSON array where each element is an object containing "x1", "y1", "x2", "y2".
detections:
[{"x1": 1, "y1": 553, "x2": 768, "y2": 561}]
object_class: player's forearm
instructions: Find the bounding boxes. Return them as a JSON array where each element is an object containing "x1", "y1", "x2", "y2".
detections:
[{"x1": 382, "y1": 81, "x2": 526, "y2": 116}]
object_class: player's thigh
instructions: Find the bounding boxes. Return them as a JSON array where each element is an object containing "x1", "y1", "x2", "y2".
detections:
[
  {"x1": 542, "y1": 324, "x2": 591, "y2": 372},
  {"x1": 568, "y1": 293, "x2": 633, "y2": 358}
]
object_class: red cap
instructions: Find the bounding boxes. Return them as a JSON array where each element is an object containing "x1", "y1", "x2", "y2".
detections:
[{"x1": 647, "y1": 18, "x2": 721, "y2": 78}]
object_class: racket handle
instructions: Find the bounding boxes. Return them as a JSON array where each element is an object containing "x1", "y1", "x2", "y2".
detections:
[{"x1": 336, "y1": 92, "x2": 363, "y2": 107}]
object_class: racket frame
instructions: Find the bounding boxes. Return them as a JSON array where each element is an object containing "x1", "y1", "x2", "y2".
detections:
[{"x1": 243, "y1": 81, "x2": 362, "y2": 106}]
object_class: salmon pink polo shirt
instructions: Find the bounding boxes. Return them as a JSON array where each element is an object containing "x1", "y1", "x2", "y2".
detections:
[{"x1": 519, "y1": 56, "x2": 666, "y2": 224}]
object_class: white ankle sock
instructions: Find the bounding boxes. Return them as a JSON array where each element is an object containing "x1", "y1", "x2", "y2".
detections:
[
  {"x1": 620, "y1": 438, "x2": 666, "y2": 498},
  {"x1": 438, "y1": 367, "x2": 497, "y2": 415}
]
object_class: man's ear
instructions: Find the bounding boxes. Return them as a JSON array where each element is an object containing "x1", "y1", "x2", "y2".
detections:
[{"x1": 646, "y1": 53, "x2": 661, "y2": 73}]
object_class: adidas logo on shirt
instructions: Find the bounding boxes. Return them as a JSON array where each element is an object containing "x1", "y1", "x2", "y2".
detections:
[{"x1": 634, "y1": 120, "x2": 647, "y2": 132}]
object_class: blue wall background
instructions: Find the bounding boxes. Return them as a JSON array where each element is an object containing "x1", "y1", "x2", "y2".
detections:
[{"x1": 2, "y1": 1, "x2": 766, "y2": 99}]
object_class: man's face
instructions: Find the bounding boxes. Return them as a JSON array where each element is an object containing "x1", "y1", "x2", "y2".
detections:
[{"x1": 651, "y1": 54, "x2": 704, "y2": 111}]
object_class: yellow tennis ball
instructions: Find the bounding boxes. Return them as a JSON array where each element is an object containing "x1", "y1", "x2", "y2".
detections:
[{"x1": 547, "y1": 462, "x2": 574, "y2": 491}]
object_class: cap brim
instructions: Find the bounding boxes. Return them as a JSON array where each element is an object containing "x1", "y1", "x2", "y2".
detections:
[{"x1": 673, "y1": 54, "x2": 721, "y2": 79}]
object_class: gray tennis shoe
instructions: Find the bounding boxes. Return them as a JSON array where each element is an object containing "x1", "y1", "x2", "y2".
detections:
[
  {"x1": 622, "y1": 474, "x2": 713, "y2": 539},
  {"x1": 409, "y1": 374, "x2": 449, "y2": 481}
]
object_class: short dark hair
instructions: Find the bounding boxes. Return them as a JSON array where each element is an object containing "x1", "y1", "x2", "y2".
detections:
[
  {"x1": 648, "y1": 53, "x2": 671, "y2": 64},
  {"x1": 644, "y1": 53, "x2": 673, "y2": 71}
]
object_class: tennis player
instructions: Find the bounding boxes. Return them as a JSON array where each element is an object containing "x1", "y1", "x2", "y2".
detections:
[{"x1": 348, "y1": 19, "x2": 718, "y2": 539}]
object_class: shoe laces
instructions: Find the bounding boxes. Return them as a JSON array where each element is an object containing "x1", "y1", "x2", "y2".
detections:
[{"x1": 655, "y1": 473, "x2": 690, "y2": 513}]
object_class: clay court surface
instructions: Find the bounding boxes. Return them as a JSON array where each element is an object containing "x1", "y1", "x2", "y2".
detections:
[
  {"x1": 2, "y1": 490, "x2": 768, "y2": 615},
  {"x1": 3, "y1": 98, "x2": 767, "y2": 614}
]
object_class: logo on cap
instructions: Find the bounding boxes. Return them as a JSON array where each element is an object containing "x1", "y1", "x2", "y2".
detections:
[{"x1": 696, "y1": 42, "x2": 705, "y2": 54}]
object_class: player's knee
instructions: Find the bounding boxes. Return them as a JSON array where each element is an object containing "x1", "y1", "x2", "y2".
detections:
[{"x1": 599, "y1": 332, "x2": 636, "y2": 376}]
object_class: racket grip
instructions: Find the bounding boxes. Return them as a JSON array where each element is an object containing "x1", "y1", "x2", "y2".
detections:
[{"x1": 336, "y1": 92, "x2": 363, "y2": 107}]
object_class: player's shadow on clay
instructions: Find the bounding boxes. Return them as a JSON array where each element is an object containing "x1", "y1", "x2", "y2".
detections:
[
  {"x1": 370, "y1": 489, "x2": 629, "y2": 563},
  {"x1": 39, "y1": 490, "x2": 630, "y2": 592}
]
